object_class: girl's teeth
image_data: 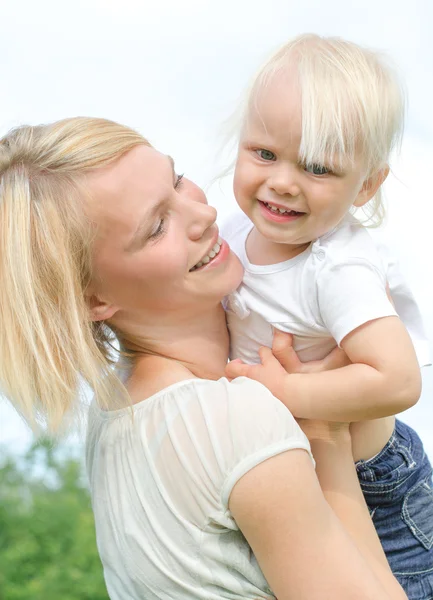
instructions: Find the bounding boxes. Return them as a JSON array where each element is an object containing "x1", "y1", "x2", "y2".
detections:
[
  {"x1": 265, "y1": 201, "x2": 285, "y2": 213},
  {"x1": 264, "y1": 201, "x2": 299, "y2": 215}
]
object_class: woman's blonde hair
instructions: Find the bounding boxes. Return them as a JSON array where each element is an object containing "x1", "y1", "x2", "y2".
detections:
[
  {"x1": 239, "y1": 34, "x2": 406, "y2": 226},
  {"x1": 0, "y1": 117, "x2": 149, "y2": 433}
]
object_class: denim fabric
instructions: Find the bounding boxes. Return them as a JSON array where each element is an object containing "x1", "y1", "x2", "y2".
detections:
[{"x1": 356, "y1": 419, "x2": 433, "y2": 600}]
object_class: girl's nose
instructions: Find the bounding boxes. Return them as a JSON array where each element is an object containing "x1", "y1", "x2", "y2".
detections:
[{"x1": 269, "y1": 165, "x2": 301, "y2": 197}]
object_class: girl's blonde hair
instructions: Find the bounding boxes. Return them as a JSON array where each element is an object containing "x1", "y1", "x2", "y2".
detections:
[
  {"x1": 240, "y1": 34, "x2": 406, "y2": 226},
  {"x1": 0, "y1": 117, "x2": 149, "y2": 434}
]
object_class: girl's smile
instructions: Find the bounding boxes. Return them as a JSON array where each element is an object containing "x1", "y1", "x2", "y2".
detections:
[{"x1": 233, "y1": 77, "x2": 382, "y2": 265}]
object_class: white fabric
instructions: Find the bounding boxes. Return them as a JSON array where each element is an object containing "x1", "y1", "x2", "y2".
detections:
[
  {"x1": 373, "y1": 240, "x2": 431, "y2": 367},
  {"x1": 86, "y1": 376, "x2": 312, "y2": 600},
  {"x1": 222, "y1": 211, "x2": 430, "y2": 366}
]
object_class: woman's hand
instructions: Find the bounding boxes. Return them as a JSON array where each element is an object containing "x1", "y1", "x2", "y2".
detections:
[
  {"x1": 271, "y1": 329, "x2": 351, "y2": 374},
  {"x1": 296, "y1": 418, "x2": 351, "y2": 445},
  {"x1": 226, "y1": 329, "x2": 350, "y2": 378},
  {"x1": 225, "y1": 329, "x2": 351, "y2": 402}
]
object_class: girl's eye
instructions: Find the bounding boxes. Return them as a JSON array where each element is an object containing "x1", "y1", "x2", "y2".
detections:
[
  {"x1": 255, "y1": 149, "x2": 276, "y2": 161},
  {"x1": 304, "y1": 163, "x2": 330, "y2": 175},
  {"x1": 174, "y1": 173, "x2": 184, "y2": 190}
]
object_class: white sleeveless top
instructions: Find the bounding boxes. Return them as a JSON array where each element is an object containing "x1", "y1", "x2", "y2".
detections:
[{"x1": 86, "y1": 376, "x2": 312, "y2": 599}]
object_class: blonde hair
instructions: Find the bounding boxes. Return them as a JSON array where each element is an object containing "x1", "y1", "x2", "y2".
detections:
[
  {"x1": 0, "y1": 117, "x2": 149, "y2": 434},
  {"x1": 239, "y1": 34, "x2": 406, "y2": 226}
]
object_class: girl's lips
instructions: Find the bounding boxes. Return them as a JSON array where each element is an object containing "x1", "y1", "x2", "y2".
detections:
[
  {"x1": 258, "y1": 200, "x2": 304, "y2": 223},
  {"x1": 191, "y1": 239, "x2": 230, "y2": 272}
]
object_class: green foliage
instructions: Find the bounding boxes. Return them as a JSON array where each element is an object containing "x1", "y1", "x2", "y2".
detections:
[{"x1": 0, "y1": 440, "x2": 108, "y2": 599}]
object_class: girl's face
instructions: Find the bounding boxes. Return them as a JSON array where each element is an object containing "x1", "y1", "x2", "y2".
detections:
[
  {"x1": 86, "y1": 145, "x2": 243, "y2": 324},
  {"x1": 233, "y1": 79, "x2": 378, "y2": 261}
]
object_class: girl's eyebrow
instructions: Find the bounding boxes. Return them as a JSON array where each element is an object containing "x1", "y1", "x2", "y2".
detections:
[{"x1": 125, "y1": 155, "x2": 173, "y2": 252}]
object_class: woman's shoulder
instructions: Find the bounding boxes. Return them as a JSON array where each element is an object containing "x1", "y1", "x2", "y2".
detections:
[
  {"x1": 125, "y1": 355, "x2": 197, "y2": 405},
  {"x1": 126, "y1": 354, "x2": 291, "y2": 413},
  {"x1": 92, "y1": 363, "x2": 308, "y2": 456},
  {"x1": 88, "y1": 374, "x2": 312, "y2": 518},
  {"x1": 138, "y1": 375, "x2": 312, "y2": 500},
  {"x1": 145, "y1": 375, "x2": 309, "y2": 456}
]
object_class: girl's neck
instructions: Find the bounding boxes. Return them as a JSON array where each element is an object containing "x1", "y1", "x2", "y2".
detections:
[{"x1": 247, "y1": 226, "x2": 310, "y2": 265}]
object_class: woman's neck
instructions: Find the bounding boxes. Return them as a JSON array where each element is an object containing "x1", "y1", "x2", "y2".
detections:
[{"x1": 118, "y1": 304, "x2": 229, "y2": 392}]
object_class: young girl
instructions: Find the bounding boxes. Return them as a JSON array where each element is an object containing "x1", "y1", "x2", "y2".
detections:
[{"x1": 223, "y1": 34, "x2": 433, "y2": 599}]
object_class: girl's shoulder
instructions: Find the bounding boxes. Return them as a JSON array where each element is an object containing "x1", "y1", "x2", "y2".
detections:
[{"x1": 316, "y1": 219, "x2": 383, "y2": 268}]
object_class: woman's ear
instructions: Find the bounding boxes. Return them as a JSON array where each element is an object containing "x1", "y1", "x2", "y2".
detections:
[
  {"x1": 353, "y1": 166, "x2": 390, "y2": 208},
  {"x1": 87, "y1": 294, "x2": 119, "y2": 322}
]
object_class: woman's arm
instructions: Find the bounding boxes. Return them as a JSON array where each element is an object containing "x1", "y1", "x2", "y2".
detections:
[
  {"x1": 299, "y1": 420, "x2": 404, "y2": 590},
  {"x1": 229, "y1": 428, "x2": 407, "y2": 599}
]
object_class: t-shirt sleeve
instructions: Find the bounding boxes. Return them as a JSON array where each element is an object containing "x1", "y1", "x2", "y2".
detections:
[
  {"x1": 158, "y1": 377, "x2": 313, "y2": 529},
  {"x1": 217, "y1": 378, "x2": 313, "y2": 510},
  {"x1": 317, "y1": 256, "x2": 398, "y2": 346},
  {"x1": 375, "y1": 241, "x2": 431, "y2": 367}
]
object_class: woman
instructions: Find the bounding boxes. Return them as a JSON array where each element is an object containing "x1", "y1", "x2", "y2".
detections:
[{"x1": 0, "y1": 117, "x2": 407, "y2": 599}]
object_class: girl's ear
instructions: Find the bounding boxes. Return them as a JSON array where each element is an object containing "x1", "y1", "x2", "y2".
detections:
[
  {"x1": 87, "y1": 294, "x2": 119, "y2": 322},
  {"x1": 353, "y1": 166, "x2": 390, "y2": 208}
]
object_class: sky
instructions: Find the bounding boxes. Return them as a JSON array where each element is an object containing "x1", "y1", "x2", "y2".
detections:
[{"x1": 0, "y1": 0, "x2": 432, "y2": 458}]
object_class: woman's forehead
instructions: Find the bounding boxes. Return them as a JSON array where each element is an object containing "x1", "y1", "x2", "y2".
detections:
[
  {"x1": 86, "y1": 146, "x2": 170, "y2": 217},
  {"x1": 88, "y1": 146, "x2": 163, "y2": 193}
]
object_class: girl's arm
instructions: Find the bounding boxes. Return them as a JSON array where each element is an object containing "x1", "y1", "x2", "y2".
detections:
[
  {"x1": 229, "y1": 423, "x2": 407, "y2": 600},
  {"x1": 226, "y1": 317, "x2": 421, "y2": 421}
]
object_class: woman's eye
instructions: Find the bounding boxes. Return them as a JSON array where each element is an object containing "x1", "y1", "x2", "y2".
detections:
[
  {"x1": 149, "y1": 218, "x2": 165, "y2": 240},
  {"x1": 256, "y1": 149, "x2": 276, "y2": 161},
  {"x1": 304, "y1": 163, "x2": 330, "y2": 175},
  {"x1": 174, "y1": 173, "x2": 184, "y2": 190}
]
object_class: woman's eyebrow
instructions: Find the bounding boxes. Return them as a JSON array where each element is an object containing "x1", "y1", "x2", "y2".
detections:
[
  {"x1": 124, "y1": 156, "x2": 174, "y2": 252},
  {"x1": 167, "y1": 155, "x2": 176, "y2": 178}
]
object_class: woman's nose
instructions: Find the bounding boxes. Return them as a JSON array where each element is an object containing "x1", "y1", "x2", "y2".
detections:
[{"x1": 187, "y1": 201, "x2": 218, "y2": 241}]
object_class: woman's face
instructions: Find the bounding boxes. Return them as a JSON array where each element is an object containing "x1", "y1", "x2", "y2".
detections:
[{"x1": 86, "y1": 144, "x2": 243, "y2": 323}]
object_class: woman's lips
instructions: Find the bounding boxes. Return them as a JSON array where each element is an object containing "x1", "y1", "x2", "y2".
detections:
[{"x1": 190, "y1": 238, "x2": 230, "y2": 272}]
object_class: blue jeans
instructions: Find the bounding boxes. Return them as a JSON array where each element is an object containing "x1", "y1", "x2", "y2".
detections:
[{"x1": 356, "y1": 419, "x2": 433, "y2": 600}]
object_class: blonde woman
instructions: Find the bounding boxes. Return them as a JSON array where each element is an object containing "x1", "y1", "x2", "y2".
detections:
[{"x1": 0, "y1": 117, "x2": 407, "y2": 599}]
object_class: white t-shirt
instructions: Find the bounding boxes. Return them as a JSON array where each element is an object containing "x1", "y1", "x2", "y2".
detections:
[
  {"x1": 222, "y1": 212, "x2": 430, "y2": 365},
  {"x1": 86, "y1": 377, "x2": 312, "y2": 600}
]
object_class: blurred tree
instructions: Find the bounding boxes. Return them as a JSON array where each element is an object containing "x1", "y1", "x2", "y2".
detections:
[{"x1": 0, "y1": 440, "x2": 108, "y2": 599}]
